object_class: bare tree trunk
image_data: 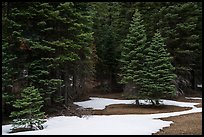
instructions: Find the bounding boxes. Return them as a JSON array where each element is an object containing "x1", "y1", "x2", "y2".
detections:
[
  {"x1": 80, "y1": 74, "x2": 85, "y2": 98},
  {"x1": 73, "y1": 72, "x2": 77, "y2": 99},
  {"x1": 150, "y1": 100, "x2": 160, "y2": 106},
  {"x1": 156, "y1": 100, "x2": 160, "y2": 105},
  {"x1": 56, "y1": 69, "x2": 62, "y2": 97},
  {"x1": 135, "y1": 99, "x2": 140, "y2": 105},
  {"x1": 77, "y1": 60, "x2": 85, "y2": 99},
  {"x1": 190, "y1": 69, "x2": 196, "y2": 90},
  {"x1": 150, "y1": 100, "x2": 155, "y2": 105},
  {"x1": 64, "y1": 65, "x2": 70, "y2": 105}
]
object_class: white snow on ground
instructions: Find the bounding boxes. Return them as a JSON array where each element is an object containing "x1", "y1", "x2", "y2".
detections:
[
  {"x1": 197, "y1": 84, "x2": 202, "y2": 88},
  {"x1": 2, "y1": 115, "x2": 173, "y2": 135},
  {"x1": 2, "y1": 97, "x2": 202, "y2": 135},
  {"x1": 74, "y1": 97, "x2": 135, "y2": 110},
  {"x1": 74, "y1": 97, "x2": 200, "y2": 110},
  {"x1": 185, "y1": 97, "x2": 202, "y2": 100}
]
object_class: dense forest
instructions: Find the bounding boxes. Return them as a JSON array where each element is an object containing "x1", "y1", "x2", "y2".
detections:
[{"x1": 2, "y1": 2, "x2": 202, "y2": 131}]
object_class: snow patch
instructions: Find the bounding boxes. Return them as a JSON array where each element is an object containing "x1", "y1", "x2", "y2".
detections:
[
  {"x1": 197, "y1": 84, "x2": 202, "y2": 88},
  {"x1": 185, "y1": 97, "x2": 202, "y2": 100},
  {"x1": 74, "y1": 97, "x2": 199, "y2": 110},
  {"x1": 2, "y1": 97, "x2": 202, "y2": 135}
]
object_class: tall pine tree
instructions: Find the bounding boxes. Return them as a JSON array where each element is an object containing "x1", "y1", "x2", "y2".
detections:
[
  {"x1": 119, "y1": 9, "x2": 147, "y2": 103},
  {"x1": 155, "y1": 2, "x2": 202, "y2": 92},
  {"x1": 142, "y1": 30, "x2": 177, "y2": 104}
]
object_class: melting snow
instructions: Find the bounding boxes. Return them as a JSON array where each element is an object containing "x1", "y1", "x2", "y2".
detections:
[
  {"x1": 2, "y1": 97, "x2": 202, "y2": 135},
  {"x1": 185, "y1": 97, "x2": 202, "y2": 100}
]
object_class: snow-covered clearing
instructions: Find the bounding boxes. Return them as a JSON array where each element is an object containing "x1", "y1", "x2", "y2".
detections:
[{"x1": 2, "y1": 97, "x2": 202, "y2": 135}]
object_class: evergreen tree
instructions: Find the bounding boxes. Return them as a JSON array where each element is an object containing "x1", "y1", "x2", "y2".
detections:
[
  {"x1": 2, "y1": 2, "x2": 94, "y2": 109},
  {"x1": 2, "y1": 2, "x2": 21, "y2": 114},
  {"x1": 142, "y1": 31, "x2": 177, "y2": 104},
  {"x1": 10, "y1": 86, "x2": 46, "y2": 131},
  {"x1": 155, "y1": 2, "x2": 202, "y2": 91},
  {"x1": 92, "y1": 2, "x2": 122, "y2": 92},
  {"x1": 126, "y1": 2, "x2": 202, "y2": 93},
  {"x1": 119, "y1": 9, "x2": 147, "y2": 103}
]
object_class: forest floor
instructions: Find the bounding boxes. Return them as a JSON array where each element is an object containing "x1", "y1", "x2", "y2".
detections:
[
  {"x1": 87, "y1": 91, "x2": 202, "y2": 135},
  {"x1": 3, "y1": 90, "x2": 202, "y2": 135}
]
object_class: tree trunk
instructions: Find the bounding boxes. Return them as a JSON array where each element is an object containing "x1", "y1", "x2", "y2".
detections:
[
  {"x1": 73, "y1": 72, "x2": 77, "y2": 99},
  {"x1": 135, "y1": 99, "x2": 140, "y2": 105},
  {"x1": 64, "y1": 65, "x2": 70, "y2": 105},
  {"x1": 155, "y1": 100, "x2": 160, "y2": 105},
  {"x1": 191, "y1": 69, "x2": 196, "y2": 90},
  {"x1": 56, "y1": 69, "x2": 62, "y2": 97},
  {"x1": 150, "y1": 100, "x2": 155, "y2": 105},
  {"x1": 80, "y1": 75, "x2": 85, "y2": 98}
]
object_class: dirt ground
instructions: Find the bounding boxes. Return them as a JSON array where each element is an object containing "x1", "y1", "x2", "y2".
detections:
[
  {"x1": 153, "y1": 112, "x2": 202, "y2": 135},
  {"x1": 92, "y1": 104, "x2": 191, "y2": 115},
  {"x1": 88, "y1": 91, "x2": 202, "y2": 135},
  {"x1": 154, "y1": 98, "x2": 202, "y2": 135}
]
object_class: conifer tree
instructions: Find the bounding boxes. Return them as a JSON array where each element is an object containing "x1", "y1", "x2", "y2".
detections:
[
  {"x1": 155, "y1": 2, "x2": 202, "y2": 91},
  {"x1": 10, "y1": 86, "x2": 46, "y2": 131},
  {"x1": 141, "y1": 30, "x2": 177, "y2": 104},
  {"x1": 92, "y1": 2, "x2": 121, "y2": 91},
  {"x1": 2, "y1": 2, "x2": 20, "y2": 114},
  {"x1": 2, "y1": 2, "x2": 94, "y2": 108},
  {"x1": 119, "y1": 9, "x2": 147, "y2": 103}
]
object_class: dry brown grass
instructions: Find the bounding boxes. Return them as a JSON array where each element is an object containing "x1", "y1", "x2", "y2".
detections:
[
  {"x1": 92, "y1": 104, "x2": 191, "y2": 115},
  {"x1": 153, "y1": 112, "x2": 202, "y2": 135}
]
